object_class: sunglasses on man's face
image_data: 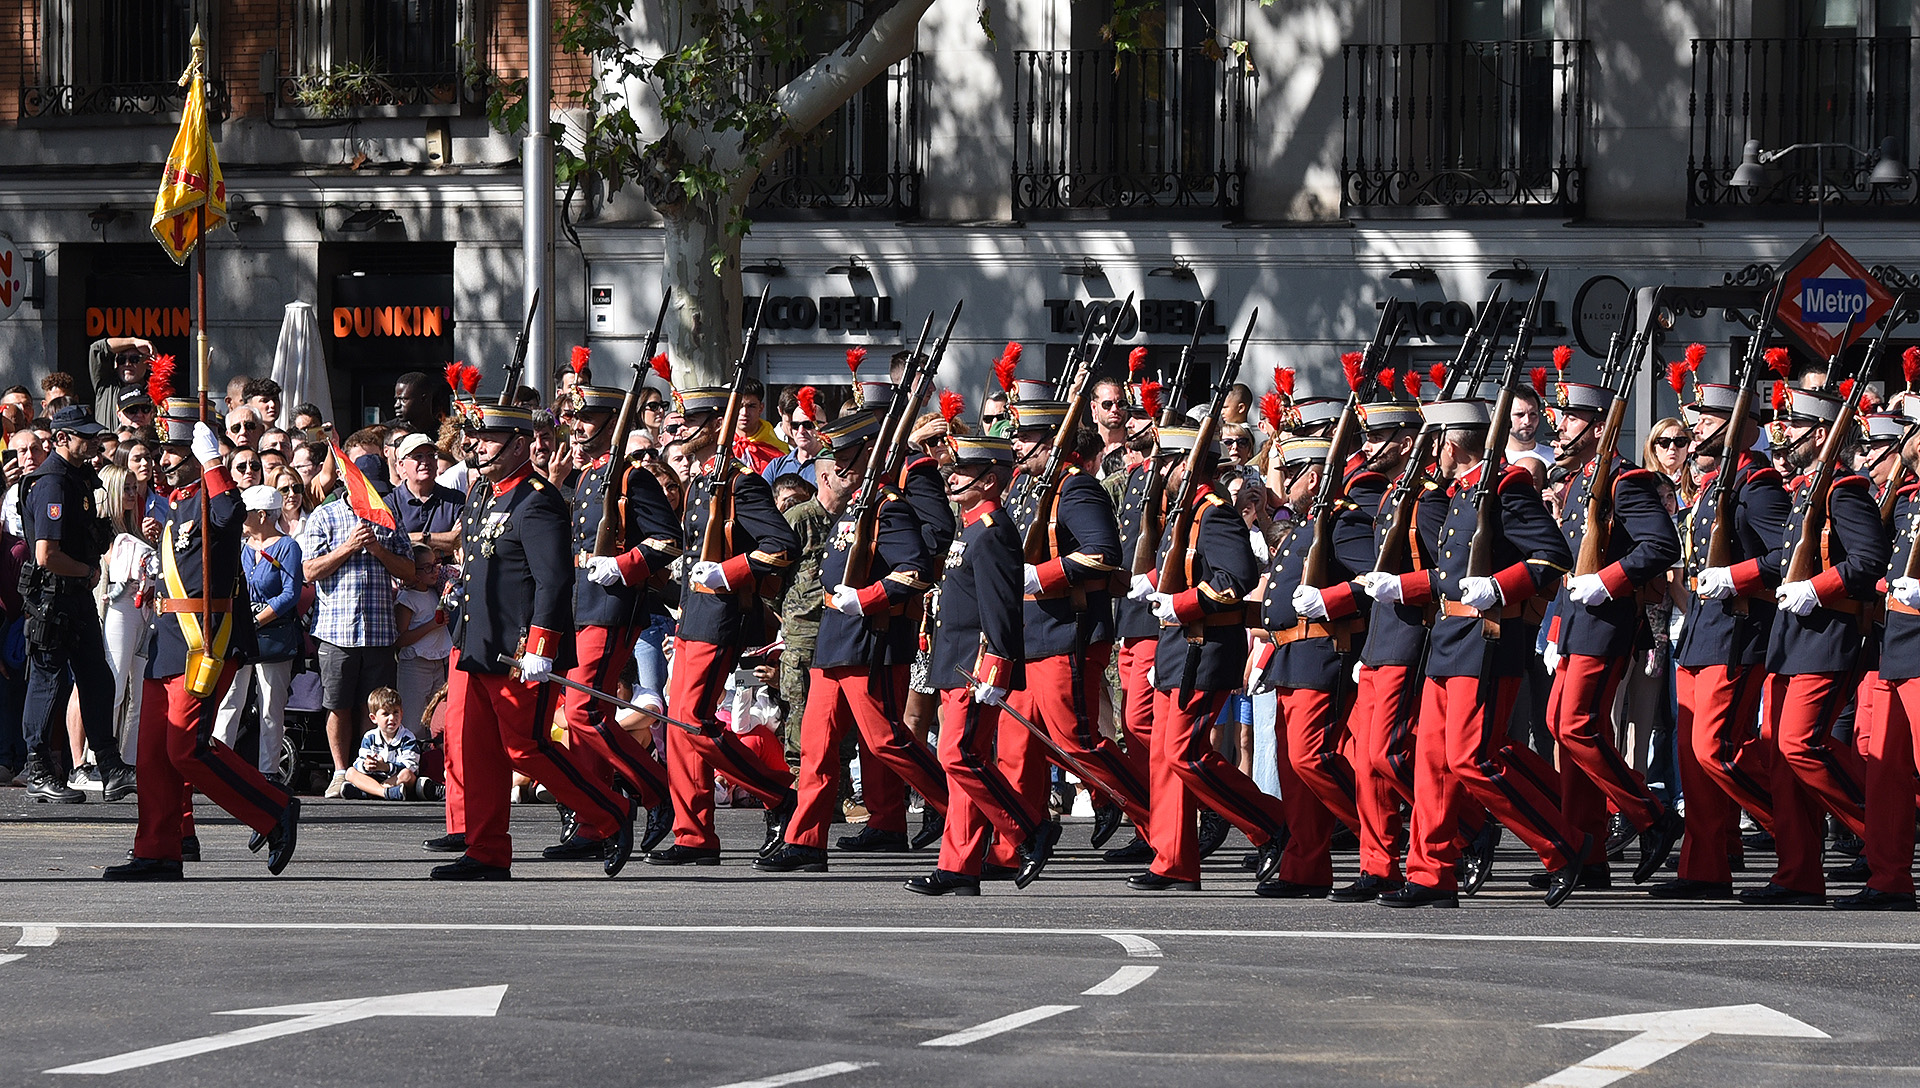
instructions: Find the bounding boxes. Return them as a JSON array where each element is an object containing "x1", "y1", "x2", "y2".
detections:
[
  {"x1": 125, "y1": 405, "x2": 154, "y2": 416},
  {"x1": 789, "y1": 420, "x2": 817, "y2": 432},
  {"x1": 1095, "y1": 399, "x2": 1123, "y2": 410},
  {"x1": 230, "y1": 422, "x2": 262, "y2": 434},
  {"x1": 980, "y1": 413, "x2": 1006, "y2": 426}
]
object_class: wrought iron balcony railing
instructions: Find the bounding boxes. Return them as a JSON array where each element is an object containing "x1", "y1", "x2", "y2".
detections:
[
  {"x1": 1688, "y1": 36, "x2": 1917, "y2": 214},
  {"x1": 21, "y1": 79, "x2": 229, "y2": 121},
  {"x1": 20, "y1": 0, "x2": 224, "y2": 121},
  {"x1": 1341, "y1": 39, "x2": 1588, "y2": 214},
  {"x1": 275, "y1": 0, "x2": 469, "y2": 115},
  {"x1": 747, "y1": 53, "x2": 921, "y2": 218},
  {"x1": 1011, "y1": 47, "x2": 1250, "y2": 218}
]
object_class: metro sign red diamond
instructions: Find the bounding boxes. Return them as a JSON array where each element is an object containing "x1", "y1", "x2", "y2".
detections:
[{"x1": 1774, "y1": 236, "x2": 1893, "y2": 359}]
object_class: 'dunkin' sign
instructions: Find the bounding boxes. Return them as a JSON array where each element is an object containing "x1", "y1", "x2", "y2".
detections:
[{"x1": 1774, "y1": 236, "x2": 1893, "y2": 359}]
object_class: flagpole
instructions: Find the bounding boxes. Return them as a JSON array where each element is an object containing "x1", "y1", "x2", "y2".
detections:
[{"x1": 190, "y1": 24, "x2": 213, "y2": 680}]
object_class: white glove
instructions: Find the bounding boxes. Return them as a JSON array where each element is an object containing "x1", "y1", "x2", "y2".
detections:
[
  {"x1": 1776, "y1": 580, "x2": 1819, "y2": 617},
  {"x1": 828, "y1": 583, "x2": 864, "y2": 616},
  {"x1": 1459, "y1": 576, "x2": 1502, "y2": 611},
  {"x1": 1291, "y1": 584, "x2": 1328, "y2": 620},
  {"x1": 1566, "y1": 572, "x2": 1612, "y2": 607},
  {"x1": 1148, "y1": 592, "x2": 1178, "y2": 624},
  {"x1": 972, "y1": 682, "x2": 1008, "y2": 706},
  {"x1": 1893, "y1": 577, "x2": 1920, "y2": 609},
  {"x1": 1128, "y1": 573, "x2": 1155, "y2": 601},
  {"x1": 690, "y1": 560, "x2": 730, "y2": 591},
  {"x1": 586, "y1": 556, "x2": 626, "y2": 587},
  {"x1": 1543, "y1": 642, "x2": 1562, "y2": 675},
  {"x1": 1360, "y1": 570, "x2": 1402, "y2": 604},
  {"x1": 1022, "y1": 563, "x2": 1043, "y2": 596},
  {"x1": 191, "y1": 421, "x2": 223, "y2": 466},
  {"x1": 515, "y1": 653, "x2": 554, "y2": 683},
  {"x1": 1695, "y1": 566, "x2": 1736, "y2": 600}
]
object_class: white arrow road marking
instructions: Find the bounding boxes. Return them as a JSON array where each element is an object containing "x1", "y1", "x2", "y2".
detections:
[
  {"x1": 921, "y1": 1005, "x2": 1080, "y2": 1047},
  {"x1": 45, "y1": 984, "x2": 509, "y2": 1075},
  {"x1": 17, "y1": 926, "x2": 57, "y2": 947},
  {"x1": 710, "y1": 1061, "x2": 876, "y2": 1088},
  {"x1": 1528, "y1": 1003, "x2": 1829, "y2": 1088},
  {"x1": 1082, "y1": 965, "x2": 1159, "y2": 996},
  {"x1": 0, "y1": 954, "x2": 23, "y2": 969},
  {"x1": 1101, "y1": 933, "x2": 1162, "y2": 958}
]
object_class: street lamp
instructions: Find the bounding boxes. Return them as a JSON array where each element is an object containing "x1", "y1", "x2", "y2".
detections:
[{"x1": 1729, "y1": 136, "x2": 1913, "y2": 235}]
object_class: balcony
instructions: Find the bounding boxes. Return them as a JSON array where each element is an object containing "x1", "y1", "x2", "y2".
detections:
[
  {"x1": 20, "y1": 0, "x2": 227, "y2": 123},
  {"x1": 274, "y1": 0, "x2": 471, "y2": 116},
  {"x1": 1011, "y1": 47, "x2": 1251, "y2": 218},
  {"x1": 1340, "y1": 39, "x2": 1588, "y2": 215},
  {"x1": 747, "y1": 53, "x2": 921, "y2": 218},
  {"x1": 1687, "y1": 36, "x2": 1917, "y2": 216}
]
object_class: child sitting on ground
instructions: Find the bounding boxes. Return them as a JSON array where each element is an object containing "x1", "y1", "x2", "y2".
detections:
[{"x1": 343, "y1": 687, "x2": 439, "y2": 801}]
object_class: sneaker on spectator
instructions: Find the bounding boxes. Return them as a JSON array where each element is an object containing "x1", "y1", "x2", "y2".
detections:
[
  {"x1": 843, "y1": 802, "x2": 870, "y2": 824},
  {"x1": 418, "y1": 777, "x2": 445, "y2": 802},
  {"x1": 731, "y1": 786, "x2": 760, "y2": 809},
  {"x1": 532, "y1": 783, "x2": 554, "y2": 804},
  {"x1": 714, "y1": 783, "x2": 732, "y2": 807},
  {"x1": 69, "y1": 764, "x2": 104, "y2": 793},
  {"x1": 0, "y1": 765, "x2": 15, "y2": 787},
  {"x1": 324, "y1": 770, "x2": 348, "y2": 799}
]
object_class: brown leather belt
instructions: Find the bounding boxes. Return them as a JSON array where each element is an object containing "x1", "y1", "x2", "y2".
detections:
[
  {"x1": 1890, "y1": 599, "x2": 1920, "y2": 617},
  {"x1": 159, "y1": 598, "x2": 233, "y2": 614},
  {"x1": 1439, "y1": 598, "x2": 1548, "y2": 623}
]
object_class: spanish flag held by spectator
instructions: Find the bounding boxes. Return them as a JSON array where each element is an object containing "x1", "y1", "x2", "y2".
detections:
[
  {"x1": 151, "y1": 35, "x2": 225, "y2": 264},
  {"x1": 330, "y1": 442, "x2": 397, "y2": 530}
]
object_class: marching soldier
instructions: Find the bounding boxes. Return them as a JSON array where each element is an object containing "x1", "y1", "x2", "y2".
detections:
[
  {"x1": 1654, "y1": 381, "x2": 1788, "y2": 899},
  {"x1": 908, "y1": 434, "x2": 1060, "y2": 894},
  {"x1": 1107, "y1": 422, "x2": 1174, "y2": 865},
  {"x1": 1748, "y1": 386, "x2": 1886, "y2": 905},
  {"x1": 1542, "y1": 381, "x2": 1684, "y2": 885},
  {"x1": 431, "y1": 403, "x2": 634, "y2": 881},
  {"x1": 759, "y1": 410, "x2": 946, "y2": 872},
  {"x1": 1365, "y1": 399, "x2": 1588, "y2": 908},
  {"x1": 18, "y1": 405, "x2": 133, "y2": 804},
  {"x1": 652, "y1": 387, "x2": 800, "y2": 865},
  {"x1": 106, "y1": 402, "x2": 299, "y2": 880},
  {"x1": 1133, "y1": 424, "x2": 1288, "y2": 892},
  {"x1": 563, "y1": 383, "x2": 684, "y2": 859}
]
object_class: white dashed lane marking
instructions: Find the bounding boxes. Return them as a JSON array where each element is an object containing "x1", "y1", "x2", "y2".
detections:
[
  {"x1": 709, "y1": 1061, "x2": 876, "y2": 1088},
  {"x1": 18, "y1": 926, "x2": 58, "y2": 947},
  {"x1": 1101, "y1": 933, "x2": 1162, "y2": 958},
  {"x1": 1082, "y1": 965, "x2": 1159, "y2": 996},
  {"x1": 0, "y1": 954, "x2": 23, "y2": 968},
  {"x1": 921, "y1": 1005, "x2": 1081, "y2": 1047}
]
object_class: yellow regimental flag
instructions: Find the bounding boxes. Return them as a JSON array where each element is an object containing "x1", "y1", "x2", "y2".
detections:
[{"x1": 151, "y1": 72, "x2": 225, "y2": 264}]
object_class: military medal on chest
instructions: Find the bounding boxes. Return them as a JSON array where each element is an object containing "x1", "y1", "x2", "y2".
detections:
[{"x1": 477, "y1": 511, "x2": 510, "y2": 559}]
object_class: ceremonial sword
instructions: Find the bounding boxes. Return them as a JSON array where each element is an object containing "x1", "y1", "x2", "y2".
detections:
[
  {"x1": 495, "y1": 654, "x2": 702, "y2": 733},
  {"x1": 955, "y1": 666, "x2": 1106, "y2": 787}
]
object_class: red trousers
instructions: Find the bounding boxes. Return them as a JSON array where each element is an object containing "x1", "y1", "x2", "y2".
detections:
[
  {"x1": 784, "y1": 665, "x2": 947, "y2": 850},
  {"x1": 938, "y1": 688, "x2": 1043, "y2": 875},
  {"x1": 1273, "y1": 686, "x2": 1360, "y2": 888},
  {"x1": 448, "y1": 658, "x2": 628, "y2": 869},
  {"x1": 1406, "y1": 675, "x2": 1575, "y2": 887},
  {"x1": 1861, "y1": 673, "x2": 1920, "y2": 895},
  {"x1": 1147, "y1": 687, "x2": 1286, "y2": 883},
  {"x1": 132, "y1": 665, "x2": 291, "y2": 862},
  {"x1": 1348, "y1": 663, "x2": 1421, "y2": 880},
  {"x1": 563, "y1": 625, "x2": 668, "y2": 808},
  {"x1": 663, "y1": 638, "x2": 796, "y2": 850},
  {"x1": 1766, "y1": 671, "x2": 1868, "y2": 894},
  {"x1": 1004, "y1": 645, "x2": 1151, "y2": 824},
  {"x1": 1673, "y1": 664, "x2": 1772, "y2": 882},
  {"x1": 1550, "y1": 652, "x2": 1663, "y2": 861}
]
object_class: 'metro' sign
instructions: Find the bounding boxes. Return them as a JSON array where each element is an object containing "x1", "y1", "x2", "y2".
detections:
[{"x1": 1774, "y1": 236, "x2": 1893, "y2": 359}]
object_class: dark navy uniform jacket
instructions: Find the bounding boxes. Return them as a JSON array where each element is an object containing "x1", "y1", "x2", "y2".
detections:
[
  {"x1": 1353, "y1": 473, "x2": 1448, "y2": 668},
  {"x1": 22, "y1": 452, "x2": 108, "y2": 572},
  {"x1": 1114, "y1": 462, "x2": 1164, "y2": 641},
  {"x1": 1549, "y1": 456, "x2": 1682, "y2": 659},
  {"x1": 569, "y1": 452, "x2": 680, "y2": 630},
  {"x1": 1882, "y1": 484, "x2": 1920, "y2": 682},
  {"x1": 900, "y1": 454, "x2": 958, "y2": 585},
  {"x1": 1400, "y1": 460, "x2": 1572, "y2": 678},
  {"x1": 1764, "y1": 469, "x2": 1890, "y2": 676},
  {"x1": 679, "y1": 462, "x2": 799, "y2": 647},
  {"x1": 1673, "y1": 451, "x2": 1790, "y2": 670},
  {"x1": 150, "y1": 469, "x2": 259, "y2": 679},
  {"x1": 1153, "y1": 483, "x2": 1256, "y2": 692},
  {"x1": 929, "y1": 501, "x2": 1025, "y2": 692},
  {"x1": 1257, "y1": 467, "x2": 1383, "y2": 692},
  {"x1": 1010, "y1": 464, "x2": 1121, "y2": 658},
  {"x1": 451, "y1": 464, "x2": 575, "y2": 676},
  {"x1": 813, "y1": 485, "x2": 930, "y2": 669}
]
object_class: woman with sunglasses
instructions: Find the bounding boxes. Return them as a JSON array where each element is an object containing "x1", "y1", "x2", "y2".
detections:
[
  {"x1": 1643, "y1": 417, "x2": 1698, "y2": 508},
  {"x1": 96, "y1": 463, "x2": 160, "y2": 769}
]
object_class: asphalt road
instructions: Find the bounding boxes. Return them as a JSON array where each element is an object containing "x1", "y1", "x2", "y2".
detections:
[{"x1": 2, "y1": 791, "x2": 1917, "y2": 1088}]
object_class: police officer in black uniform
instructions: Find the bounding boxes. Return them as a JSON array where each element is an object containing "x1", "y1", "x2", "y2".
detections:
[{"x1": 18, "y1": 405, "x2": 131, "y2": 804}]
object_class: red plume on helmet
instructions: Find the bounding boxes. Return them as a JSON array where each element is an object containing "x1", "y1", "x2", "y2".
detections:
[
  {"x1": 1904, "y1": 346, "x2": 1920, "y2": 387},
  {"x1": 796, "y1": 386, "x2": 820, "y2": 422},
  {"x1": 1140, "y1": 381, "x2": 1163, "y2": 420},
  {"x1": 1552, "y1": 344, "x2": 1573, "y2": 375},
  {"x1": 460, "y1": 364, "x2": 480, "y2": 394},
  {"x1": 1128, "y1": 346, "x2": 1148, "y2": 376},
  {"x1": 1765, "y1": 346, "x2": 1791, "y2": 378},
  {"x1": 1260, "y1": 392, "x2": 1284, "y2": 431},
  {"x1": 1667, "y1": 361, "x2": 1689, "y2": 393},
  {"x1": 1771, "y1": 379, "x2": 1788, "y2": 412},
  {"x1": 1341, "y1": 351, "x2": 1365, "y2": 391},
  {"x1": 1530, "y1": 366, "x2": 1548, "y2": 397},
  {"x1": 148, "y1": 354, "x2": 177, "y2": 405},
  {"x1": 1428, "y1": 362, "x2": 1447, "y2": 391},
  {"x1": 1377, "y1": 368, "x2": 1397, "y2": 397},
  {"x1": 1274, "y1": 366, "x2": 1296, "y2": 397},
  {"x1": 994, "y1": 342, "x2": 1022, "y2": 392},
  {"x1": 939, "y1": 389, "x2": 964, "y2": 424},
  {"x1": 1685, "y1": 342, "x2": 1707, "y2": 371},
  {"x1": 650, "y1": 352, "x2": 672, "y2": 385},
  {"x1": 570, "y1": 345, "x2": 591, "y2": 375},
  {"x1": 845, "y1": 346, "x2": 868, "y2": 374},
  {"x1": 1403, "y1": 370, "x2": 1422, "y2": 398},
  {"x1": 1839, "y1": 378, "x2": 1856, "y2": 400},
  {"x1": 444, "y1": 362, "x2": 464, "y2": 393}
]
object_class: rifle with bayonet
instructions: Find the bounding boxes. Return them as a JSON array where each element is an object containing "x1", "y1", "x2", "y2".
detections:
[
  {"x1": 499, "y1": 290, "x2": 540, "y2": 405},
  {"x1": 593, "y1": 289, "x2": 673, "y2": 560},
  {"x1": 690, "y1": 283, "x2": 773, "y2": 597},
  {"x1": 1126, "y1": 304, "x2": 1213, "y2": 578},
  {"x1": 1465, "y1": 268, "x2": 1551, "y2": 639},
  {"x1": 1700, "y1": 273, "x2": 1793, "y2": 615},
  {"x1": 1302, "y1": 299, "x2": 1407, "y2": 602},
  {"x1": 1573, "y1": 286, "x2": 1665, "y2": 578},
  {"x1": 1022, "y1": 293, "x2": 1135, "y2": 563},
  {"x1": 842, "y1": 304, "x2": 961, "y2": 589}
]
